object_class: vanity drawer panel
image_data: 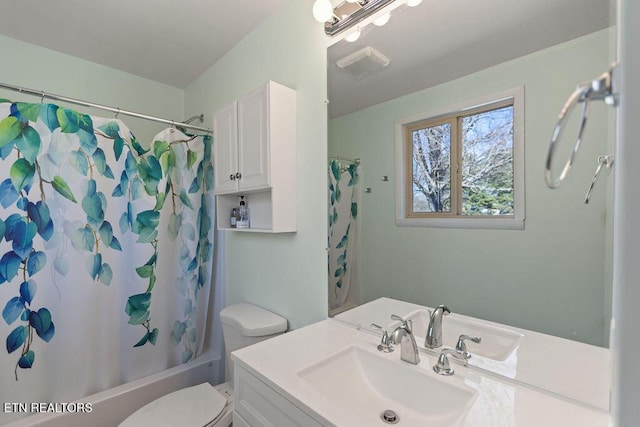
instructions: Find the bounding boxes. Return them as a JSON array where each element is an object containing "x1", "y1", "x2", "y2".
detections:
[
  {"x1": 235, "y1": 366, "x2": 327, "y2": 427},
  {"x1": 232, "y1": 411, "x2": 252, "y2": 427}
]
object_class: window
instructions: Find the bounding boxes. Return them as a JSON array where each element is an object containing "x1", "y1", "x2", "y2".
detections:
[{"x1": 395, "y1": 88, "x2": 524, "y2": 229}]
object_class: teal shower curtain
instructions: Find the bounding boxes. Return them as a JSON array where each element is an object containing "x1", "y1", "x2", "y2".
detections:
[
  {"x1": 0, "y1": 100, "x2": 214, "y2": 407},
  {"x1": 328, "y1": 159, "x2": 360, "y2": 311}
]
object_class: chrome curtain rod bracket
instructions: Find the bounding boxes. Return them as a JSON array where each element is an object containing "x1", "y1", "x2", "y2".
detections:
[
  {"x1": 0, "y1": 81, "x2": 212, "y2": 134},
  {"x1": 544, "y1": 63, "x2": 618, "y2": 189},
  {"x1": 182, "y1": 114, "x2": 204, "y2": 125}
]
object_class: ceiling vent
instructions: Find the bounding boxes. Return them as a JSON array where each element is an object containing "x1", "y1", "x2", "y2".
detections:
[{"x1": 336, "y1": 47, "x2": 390, "y2": 79}]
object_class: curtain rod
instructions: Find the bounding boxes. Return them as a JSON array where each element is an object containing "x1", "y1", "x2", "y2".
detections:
[
  {"x1": 0, "y1": 81, "x2": 212, "y2": 134},
  {"x1": 329, "y1": 155, "x2": 361, "y2": 164}
]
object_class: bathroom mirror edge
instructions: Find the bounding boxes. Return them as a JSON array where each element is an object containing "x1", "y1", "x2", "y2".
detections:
[{"x1": 326, "y1": 0, "x2": 616, "y2": 350}]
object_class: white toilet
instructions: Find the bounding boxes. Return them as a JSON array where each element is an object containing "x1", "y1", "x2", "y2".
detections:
[{"x1": 119, "y1": 303, "x2": 288, "y2": 427}]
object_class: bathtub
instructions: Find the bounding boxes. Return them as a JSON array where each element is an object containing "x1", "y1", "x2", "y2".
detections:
[{"x1": 3, "y1": 353, "x2": 223, "y2": 427}]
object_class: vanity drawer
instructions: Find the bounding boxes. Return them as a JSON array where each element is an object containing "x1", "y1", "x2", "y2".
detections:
[
  {"x1": 232, "y1": 411, "x2": 251, "y2": 427},
  {"x1": 234, "y1": 365, "x2": 327, "y2": 427}
]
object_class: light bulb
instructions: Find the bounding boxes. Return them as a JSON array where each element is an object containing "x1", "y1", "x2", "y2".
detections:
[
  {"x1": 406, "y1": 0, "x2": 423, "y2": 6},
  {"x1": 312, "y1": 0, "x2": 334, "y2": 23},
  {"x1": 345, "y1": 28, "x2": 361, "y2": 42},
  {"x1": 374, "y1": 13, "x2": 391, "y2": 26}
]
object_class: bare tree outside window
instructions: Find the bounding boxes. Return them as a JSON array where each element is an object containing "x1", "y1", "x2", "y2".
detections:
[
  {"x1": 462, "y1": 106, "x2": 514, "y2": 215},
  {"x1": 407, "y1": 101, "x2": 514, "y2": 218},
  {"x1": 411, "y1": 123, "x2": 451, "y2": 212}
]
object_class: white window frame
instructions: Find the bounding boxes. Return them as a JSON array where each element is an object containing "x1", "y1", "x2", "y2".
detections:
[{"x1": 395, "y1": 86, "x2": 525, "y2": 230}]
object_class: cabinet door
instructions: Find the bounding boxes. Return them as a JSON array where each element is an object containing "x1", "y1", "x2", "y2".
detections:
[
  {"x1": 213, "y1": 102, "x2": 239, "y2": 194},
  {"x1": 237, "y1": 85, "x2": 270, "y2": 191},
  {"x1": 235, "y1": 365, "x2": 326, "y2": 426}
]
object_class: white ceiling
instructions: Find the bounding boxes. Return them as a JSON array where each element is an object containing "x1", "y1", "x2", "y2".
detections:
[
  {"x1": 0, "y1": 0, "x2": 288, "y2": 88},
  {"x1": 0, "y1": 0, "x2": 613, "y2": 113},
  {"x1": 328, "y1": 0, "x2": 613, "y2": 118}
]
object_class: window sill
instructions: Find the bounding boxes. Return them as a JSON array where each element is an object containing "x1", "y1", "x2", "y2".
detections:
[{"x1": 395, "y1": 216, "x2": 525, "y2": 230}]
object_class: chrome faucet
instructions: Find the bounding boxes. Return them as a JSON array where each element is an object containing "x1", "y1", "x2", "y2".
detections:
[
  {"x1": 425, "y1": 305, "x2": 450, "y2": 349},
  {"x1": 370, "y1": 323, "x2": 394, "y2": 353},
  {"x1": 432, "y1": 348, "x2": 469, "y2": 376},
  {"x1": 389, "y1": 315, "x2": 420, "y2": 365},
  {"x1": 455, "y1": 334, "x2": 482, "y2": 359}
]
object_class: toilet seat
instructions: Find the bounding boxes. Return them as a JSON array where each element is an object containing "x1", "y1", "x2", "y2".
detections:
[{"x1": 119, "y1": 383, "x2": 228, "y2": 427}]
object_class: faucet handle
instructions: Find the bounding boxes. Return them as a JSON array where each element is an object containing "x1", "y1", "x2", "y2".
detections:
[
  {"x1": 370, "y1": 323, "x2": 394, "y2": 353},
  {"x1": 390, "y1": 314, "x2": 413, "y2": 332},
  {"x1": 455, "y1": 334, "x2": 482, "y2": 358},
  {"x1": 433, "y1": 348, "x2": 468, "y2": 376}
]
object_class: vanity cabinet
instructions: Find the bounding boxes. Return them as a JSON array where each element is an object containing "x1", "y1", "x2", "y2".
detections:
[
  {"x1": 232, "y1": 309, "x2": 612, "y2": 427},
  {"x1": 234, "y1": 363, "x2": 326, "y2": 427},
  {"x1": 213, "y1": 81, "x2": 296, "y2": 233}
]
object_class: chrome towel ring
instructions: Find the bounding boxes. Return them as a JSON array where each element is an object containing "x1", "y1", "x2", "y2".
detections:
[{"x1": 545, "y1": 65, "x2": 618, "y2": 189}]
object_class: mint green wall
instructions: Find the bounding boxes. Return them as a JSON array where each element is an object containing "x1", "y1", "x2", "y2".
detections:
[
  {"x1": 329, "y1": 30, "x2": 613, "y2": 346},
  {"x1": 184, "y1": 0, "x2": 329, "y2": 329},
  {"x1": 0, "y1": 34, "x2": 184, "y2": 144},
  {"x1": 0, "y1": 0, "x2": 331, "y2": 333}
]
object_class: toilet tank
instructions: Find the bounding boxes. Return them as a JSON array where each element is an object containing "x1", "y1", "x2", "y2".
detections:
[{"x1": 219, "y1": 303, "x2": 288, "y2": 381}]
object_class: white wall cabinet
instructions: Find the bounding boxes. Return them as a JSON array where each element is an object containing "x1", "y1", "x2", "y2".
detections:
[{"x1": 213, "y1": 81, "x2": 296, "y2": 233}]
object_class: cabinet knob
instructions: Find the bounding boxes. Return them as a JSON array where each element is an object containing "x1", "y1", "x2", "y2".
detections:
[
  {"x1": 230, "y1": 174, "x2": 235, "y2": 180},
  {"x1": 235, "y1": 172, "x2": 242, "y2": 179}
]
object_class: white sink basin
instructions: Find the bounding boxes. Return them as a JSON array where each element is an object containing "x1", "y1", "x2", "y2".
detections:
[
  {"x1": 405, "y1": 310, "x2": 523, "y2": 361},
  {"x1": 298, "y1": 346, "x2": 477, "y2": 426}
]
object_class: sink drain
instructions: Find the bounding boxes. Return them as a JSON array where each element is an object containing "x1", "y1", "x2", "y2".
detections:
[{"x1": 380, "y1": 409, "x2": 399, "y2": 424}]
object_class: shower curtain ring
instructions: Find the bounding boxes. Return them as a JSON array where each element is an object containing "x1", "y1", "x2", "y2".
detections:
[
  {"x1": 115, "y1": 108, "x2": 120, "y2": 119},
  {"x1": 40, "y1": 91, "x2": 45, "y2": 104}
]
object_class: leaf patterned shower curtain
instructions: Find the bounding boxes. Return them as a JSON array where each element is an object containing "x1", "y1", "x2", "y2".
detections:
[
  {"x1": 328, "y1": 159, "x2": 359, "y2": 311},
  {"x1": 0, "y1": 100, "x2": 214, "y2": 409}
]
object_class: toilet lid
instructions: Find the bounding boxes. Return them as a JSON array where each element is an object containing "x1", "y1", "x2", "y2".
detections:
[
  {"x1": 119, "y1": 383, "x2": 227, "y2": 427},
  {"x1": 219, "y1": 303, "x2": 287, "y2": 337}
]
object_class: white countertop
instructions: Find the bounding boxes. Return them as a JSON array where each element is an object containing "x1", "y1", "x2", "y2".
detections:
[
  {"x1": 334, "y1": 297, "x2": 611, "y2": 411},
  {"x1": 233, "y1": 317, "x2": 611, "y2": 427}
]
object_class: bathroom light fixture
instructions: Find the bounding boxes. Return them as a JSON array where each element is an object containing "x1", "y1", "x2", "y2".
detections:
[
  {"x1": 406, "y1": 0, "x2": 423, "y2": 6},
  {"x1": 345, "y1": 28, "x2": 362, "y2": 42},
  {"x1": 312, "y1": 0, "x2": 334, "y2": 23},
  {"x1": 315, "y1": 0, "x2": 398, "y2": 37},
  {"x1": 373, "y1": 13, "x2": 391, "y2": 26}
]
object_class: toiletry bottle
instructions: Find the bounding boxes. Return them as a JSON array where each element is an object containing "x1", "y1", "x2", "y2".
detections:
[
  {"x1": 230, "y1": 208, "x2": 237, "y2": 228},
  {"x1": 237, "y1": 196, "x2": 250, "y2": 229}
]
